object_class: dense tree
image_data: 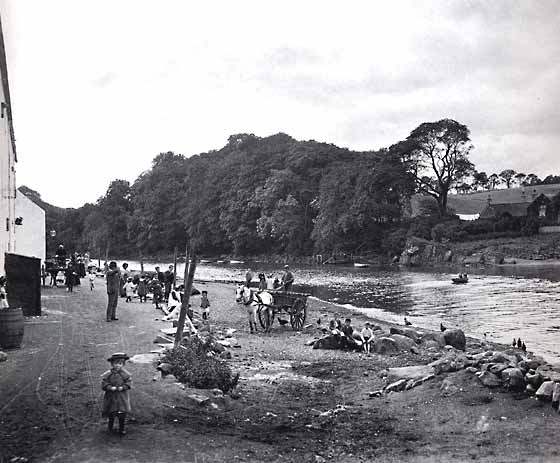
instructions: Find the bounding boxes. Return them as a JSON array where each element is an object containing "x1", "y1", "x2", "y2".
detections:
[
  {"x1": 499, "y1": 169, "x2": 517, "y2": 188},
  {"x1": 471, "y1": 171, "x2": 489, "y2": 191},
  {"x1": 514, "y1": 172, "x2": 526, "y2": 187},
  {"x1": 396, "y1": 119, "x2": 474, "y2": 216},
  {"x1": 488, "y1": 173, "x2": 501, "y2": 190},
  {"x1": 523, "y1": 173, "x2": 541, "y2": 186},
  {"x1": 541, "y1": 175, "x2": 560, "y2": 185}
]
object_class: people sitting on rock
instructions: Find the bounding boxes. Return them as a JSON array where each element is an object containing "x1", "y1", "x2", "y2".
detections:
[
  {"x1": 360, "y1": 322, "x2": 374, "y2": 354},
  {"x1": 340, "y1": 318, "x2": 360, "y2": 350}
]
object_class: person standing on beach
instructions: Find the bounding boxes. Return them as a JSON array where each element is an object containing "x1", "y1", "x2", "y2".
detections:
[
  {"x1": 120, "y1": 263, "x2": 129, "y2": 298},
  {"x1": 136, "y1": 275, "x2": 147, "y2": 302},
  {"x1": 101, "y1": 352, "x2": 132, "y2": 435},
  {"x1": 106, "y1": 261, "x2": 121, "y2": 321},
  {"x1": 281, "y1": 265, "x2": 294, "y2": 291},
  {"x1": 164, "y1": 265, "x2": 174, "y2": 302},
  {"x1": 245, "y1": 268, "x2": 253, "y2": 287}
]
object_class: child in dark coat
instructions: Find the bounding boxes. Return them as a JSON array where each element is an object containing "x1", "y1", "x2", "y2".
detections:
[
  {"x1": 149, "y1": 278, "x2": 163, "y2": 309},
  {"x1": 101, "y1": 352, "x2": 132, "y2": 435}
]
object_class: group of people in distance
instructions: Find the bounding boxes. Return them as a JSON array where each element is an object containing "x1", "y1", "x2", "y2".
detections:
[
  {"x1": 320, "y1": 315, "x2": 377, "y2": 354},
  {"x1": 246, "y1": 264, "x2": 294, "y2": 292}
]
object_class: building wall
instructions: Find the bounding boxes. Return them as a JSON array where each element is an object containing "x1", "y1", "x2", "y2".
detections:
[
  {"x1": 0, "y1": 14, "x2": 16, "y2": 276},
  {"x1": 0, "y1": 64, "x2": 16, "y2": 275},
  {"x1": 15, "y1": 192, "x2": 45, "y2": 262}
]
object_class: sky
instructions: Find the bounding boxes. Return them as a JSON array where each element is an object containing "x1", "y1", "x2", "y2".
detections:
[{"x1": 1, "y1": 0, "x2": 559, "y2": 208}]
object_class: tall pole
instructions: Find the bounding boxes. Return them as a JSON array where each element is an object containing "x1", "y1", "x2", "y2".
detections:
[
  {"x1": 172, "y1": 246, "x2": 177, "y2": 288},
  {"x1": 98, "y1": 247, "x2": 101, "y2": 268},
  {"x1": 174, "y1": 243, "x2": 197, "y2": 347},
  {"x1": 140, "y1": 255, "x2": 144, "y2": 273}
]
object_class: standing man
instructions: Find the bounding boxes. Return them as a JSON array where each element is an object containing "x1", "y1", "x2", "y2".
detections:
[
  {"x1": 155, "y1": 266, "x2": 165, "y2": 284},
  {"x1": 245, "y1": 268, "x2": 254, "y2": 287},
  {"x1": 281, "y1": 265, "x2": 294, "y2": 291},
  {"x1": 164, "y1": 265, "x2": 174, "y2": 302},
  {"x1": 106, "y1": 261, "x2": 121, "y2": 322}
]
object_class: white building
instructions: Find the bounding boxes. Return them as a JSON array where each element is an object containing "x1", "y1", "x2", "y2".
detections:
[
  {"x1": 0, "y1": 14, "x2": 16, "y2": 275},
  {"x1": 15, "y1": 190, "x2": 45, "y2": 262}
]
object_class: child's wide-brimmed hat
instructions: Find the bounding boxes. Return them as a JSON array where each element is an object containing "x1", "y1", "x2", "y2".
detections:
[{"x1": 107, "y1": 352, "x2": 130, "y2": 362}]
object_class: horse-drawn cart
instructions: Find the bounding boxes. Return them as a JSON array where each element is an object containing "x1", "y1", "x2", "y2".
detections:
[{"x1": 257, "y1": 290, "x2": 310, "y2": 332}]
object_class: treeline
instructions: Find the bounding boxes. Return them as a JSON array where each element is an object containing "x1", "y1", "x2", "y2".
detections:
[
  {"x1": 25, "y1": 124, "x2": 560, "y2": 260},
  {"x1": 29, "y1": 133, "x2": 414, "y2": 258}
]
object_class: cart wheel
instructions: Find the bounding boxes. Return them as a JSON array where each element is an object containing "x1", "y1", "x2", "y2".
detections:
[
  {"x1": 290, "y1": 298, "x2": 307, "y2": 331},
  {"x1": 258, "y1": 306, "x2": 274, "y2": 331}
]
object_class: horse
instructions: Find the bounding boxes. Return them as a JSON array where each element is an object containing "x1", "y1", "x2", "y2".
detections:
[{"x1": 235, "y1": 284, "x2": 274, "y2": 333}]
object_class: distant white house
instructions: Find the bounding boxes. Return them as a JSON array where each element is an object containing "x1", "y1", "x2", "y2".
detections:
[{"x1": 15, "y1": 189, "x2": 45, "y2": 262}]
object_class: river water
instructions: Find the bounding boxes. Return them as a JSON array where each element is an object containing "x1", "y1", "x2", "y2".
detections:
[{"x1": 111, "y1": 259, "x2": 560, "y2": 364}]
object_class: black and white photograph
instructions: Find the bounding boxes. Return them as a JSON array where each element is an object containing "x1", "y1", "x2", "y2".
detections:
[{"x1": 1, "y1": 1, "x2": 560, "y2": 462}]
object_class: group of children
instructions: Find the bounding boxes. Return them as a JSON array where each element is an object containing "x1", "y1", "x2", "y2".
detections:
[{"x1": 327, "y1": 316, "x2": 376, "y2": 353}]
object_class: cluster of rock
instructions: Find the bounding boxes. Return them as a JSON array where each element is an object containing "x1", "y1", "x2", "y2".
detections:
[
  {"x1": 376, "y1": 342, "x2": 555, "y2": 397},
  {"x1": 312, "y1": 323, "x2": 466, "y2": 354}
]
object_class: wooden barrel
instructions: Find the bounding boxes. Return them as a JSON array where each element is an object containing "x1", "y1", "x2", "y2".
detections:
[{"x1": 0, "y1": 307, "x2": 24, "y2": 349}]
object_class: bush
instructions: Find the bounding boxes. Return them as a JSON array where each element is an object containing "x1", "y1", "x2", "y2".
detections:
[{"x1": 161, "y1": 337, "x2": 239, "y2": 392}]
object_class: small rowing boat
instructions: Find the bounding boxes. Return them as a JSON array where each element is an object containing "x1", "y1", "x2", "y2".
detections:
[
  {"x1": 353, "y1": 262, "x2": 370, "y2": 268},
  {"x1": 452, "y1": 277, "x2": 469, "y2": 284}
]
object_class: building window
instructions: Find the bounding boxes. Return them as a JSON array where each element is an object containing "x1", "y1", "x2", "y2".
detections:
[{"x1": 539, "y1": 205, "x2": 547, "y2": 217}]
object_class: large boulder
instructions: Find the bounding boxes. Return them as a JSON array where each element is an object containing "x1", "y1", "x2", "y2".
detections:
[
  {"x1": 429, "y1": 353, "x2": 469, "y2": 375},
  {"x1": 390, "y1": 334, "x2": 416, "y2": 352},
  {"x1": 477, "y1": 371, "x2": 502, "y2": 388},
  {"x1": 525, "y1": 371, "x2": 544, "y2": 389},
  {"x1": 536, "y1": 381, "x2": 555, "y2": 400},
  {"x1": 313, "y1": 335, "x2": 340, "y2": 350},
  {"x1": 385, "y1": 379, "x2": 408, "y2": 393},
  {"x1": 489, "y1": 352, "x2": 516, "y2": 364},
  {"x1": 390, "y1": 327, "x2": 421, "y2": 342},
  {"x1": 501, "y1": 368, "x2": 525, "y2": 391},
  {"x1": 387, "y1": 365, "x2": 435, "y2": 383},
  {"x1": 442, "y1": 329, "x2": 466, "y2": 351},
  {"x1": 0, "y1": 351, "x2": 7, "y2": 362},
  {"x1": 421, "y1": 332, "x2": 446, "y2": 347},
  {"x1": 487, "y1": 363, "x2": 511, "y2": 376},
  {"x1": 373, "y1": 337, "x2": 399, "y2": 355}
]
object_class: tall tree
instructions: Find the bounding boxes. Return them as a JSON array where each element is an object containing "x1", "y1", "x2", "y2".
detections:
[
  {"x1": 397, "y1": 119, "x2": 474, "y2": 216},
  {"x1": 488, "y1": 173, "x2": 501, "y2": 190},
  {"x1": 523, "y1": 173, "x2": 541, "y2": 186},
  {"x1": 499, "y1": 169, "x2": 517, "y2": 188},
  {"x1": 471, "y1": 171, "x2": 489, "y2": 191},
  {"x1": 514, "y1": 172, "x2": 526, "y2": 187}
]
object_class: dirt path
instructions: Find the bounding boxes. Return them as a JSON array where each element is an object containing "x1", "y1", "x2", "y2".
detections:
[{"x1": 1, "y1": 279, "x2": 560, "y2": 462}]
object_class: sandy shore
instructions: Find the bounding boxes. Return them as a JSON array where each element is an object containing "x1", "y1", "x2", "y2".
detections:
[{"x1": 2, "y1": 278, "x2": 560, "y2": 462}]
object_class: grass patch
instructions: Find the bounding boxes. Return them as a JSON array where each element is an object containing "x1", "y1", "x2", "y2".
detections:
[{"x1": 161, "y1": 336, "x2": 239, "y2": 392}]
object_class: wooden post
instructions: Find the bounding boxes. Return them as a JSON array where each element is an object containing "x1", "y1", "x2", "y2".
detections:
[
  {"x1": 105, "y1": 246, "x2": 109, "y2": 264},
  {"x1": 97, "y1": 247, "x2": 101, "y2": 268},
  {"x1": 140, "y1": 255, "x2": 144, "y2": 273},
  {"x1": 174, "y1": 244, "x2": 197, "y2": 348},
  {"x1": 172, "y1": 246, "x2": 177, "y2": 288}
]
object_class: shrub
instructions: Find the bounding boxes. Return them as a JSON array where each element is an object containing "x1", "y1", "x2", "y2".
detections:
[{"x1": 161, "y1": 337, "x2": 239, "y2": 392}]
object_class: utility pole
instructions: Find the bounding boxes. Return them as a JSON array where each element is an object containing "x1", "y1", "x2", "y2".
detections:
[
  {"x1": 172, "y1": 246, "x2": 177, "y2": 288},
  {"x1": 174, "y1": 242, "x2": 197, "y2": 347}
]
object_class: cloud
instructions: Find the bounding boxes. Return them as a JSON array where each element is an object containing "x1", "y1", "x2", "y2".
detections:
[{"x1": 91, "y1": 72, "x2": 117, "y2": 87}]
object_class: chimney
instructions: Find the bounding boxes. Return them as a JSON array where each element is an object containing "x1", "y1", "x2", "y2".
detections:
[
  {"x1": 532, "y1": 188, "x2": 538, "y2": 200},
  {"x1": 487, "y1": 194, "x2": 492, "y2": 204},
  {"x1": 520, "y1": 189, "x2": 526, "y2": 202}
]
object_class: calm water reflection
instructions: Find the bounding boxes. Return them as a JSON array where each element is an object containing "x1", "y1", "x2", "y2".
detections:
[{"x1": 118, "y1": 260, "x2": 560, "y2": 364}]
